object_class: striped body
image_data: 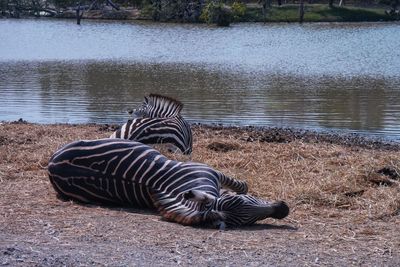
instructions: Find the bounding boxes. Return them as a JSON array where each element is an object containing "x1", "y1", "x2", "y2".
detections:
[
  {"x1": 110, "y1": 116, "x2": 192, "y2": 155},
  {"x1": 110, "y1": 94, "x2": 193, "y2": 155},
  {"x1": 48, "y1": 139, "x2": 288, "y2": 227}
]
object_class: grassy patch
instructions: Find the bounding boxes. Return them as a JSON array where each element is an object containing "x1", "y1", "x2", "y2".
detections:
[
  {"x1": 316, "y1": 5, "x2": 392, "y2": 22},
  {"x1": 236, "y1": 4, "x2": 394, "y2": 23}
]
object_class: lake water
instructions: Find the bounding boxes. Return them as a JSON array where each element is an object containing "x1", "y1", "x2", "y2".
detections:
[{"x1": 1, "y1": 19, "x2": 400, "y2": 140}]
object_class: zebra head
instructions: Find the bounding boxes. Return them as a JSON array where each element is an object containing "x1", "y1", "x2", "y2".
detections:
[
  {"x1": 183, "y1": 190, "x2": 289, "y2": 229},
  {"x1": 133, "y1": 94, "x2": 184, "y2": 118}
]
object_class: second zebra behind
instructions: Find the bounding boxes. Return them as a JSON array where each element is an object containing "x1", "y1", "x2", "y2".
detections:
[{"x1": 110, "y1": 94, "x2": 193, "y2": 155}]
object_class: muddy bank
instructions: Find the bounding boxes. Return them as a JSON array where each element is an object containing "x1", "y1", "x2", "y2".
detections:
[
  {"x1": 0, "y1": 121, "x2": 399, "y2": 266},
  {"x1": 190, "y1": 123, "x2": 400, "y2": 151}
]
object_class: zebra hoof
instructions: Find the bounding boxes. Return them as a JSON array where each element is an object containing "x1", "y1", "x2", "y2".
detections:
[
  {"x1": 271, "y1": 201, "x2": 289, "y2": 219},
  {"x1": 167, "y1": 144, "x2": 179, "y2": 154},
  {"x1": 214, "y1": 220, "x2": 226, "y2": 230}
]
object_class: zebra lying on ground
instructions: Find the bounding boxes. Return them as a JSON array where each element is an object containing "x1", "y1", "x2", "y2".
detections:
[
  {"x1": 110, "y1": 94, "x2": 192, "y2": 155},
  {"x1": 48, "y1": 139, "x2": 289, "y2": 229}
]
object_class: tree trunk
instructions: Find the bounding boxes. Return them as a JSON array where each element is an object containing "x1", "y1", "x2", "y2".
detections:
[
  {"x1": 1, "y1": 0, "x2": 7, "y2": 16},
  {"x1": 299, "y1": 0, "x2": 304, "y2": 23},
  {"x1": 392, "y1": 0, "x2": 399, "y2": 11},
  {"x1": 76, "y1": 3, "x2": 82, "y2": 25},
  {"x1": 13, "y1": 4, "x2": 20, "y2": 18},
  {"x1": 329, "y1": 0, "x2": 334, "y2": 8},
  {"x1": 31, "y1": 0, "x2": 39, "y2": 17},
  {"x1": 260, "y1": 0, "x2": 267, "y2": 23}
]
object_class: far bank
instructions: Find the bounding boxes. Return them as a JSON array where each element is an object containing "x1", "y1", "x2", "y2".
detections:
[{"x1": 2, "y1": 2, "x2": 399, "y2": 25}]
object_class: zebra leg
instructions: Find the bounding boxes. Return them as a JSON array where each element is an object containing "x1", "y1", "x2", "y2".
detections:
[
  {"x1": 215, "y1": 221, "x2": 226, "y2": 230},
  {"x1": 219, "y1": 174, "x2": 248, "y2": 194}
]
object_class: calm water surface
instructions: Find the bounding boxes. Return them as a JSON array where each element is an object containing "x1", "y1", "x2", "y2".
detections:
[{"x1": 1, "y1": 19, "x2": 400, "y2": 140}]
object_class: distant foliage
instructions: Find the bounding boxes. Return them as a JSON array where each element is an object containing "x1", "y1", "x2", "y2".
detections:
[
  {"x1": 231, "y1": 1, "x2": 246, "y2": 20},
  {"x1": 200, "y1": 1, "x2": 232, "y2": 26},
  {"x1": 148, "y1": 0, "x2": 203, "y2": 22},
  {"x1": 380, "y1": 0, "x2": 399, "y2": 11},
  {"x1": 51, "y1": 0, "x2": 144, "y2": 8},
  {"x1": 50, "y1": 0, "x2": 82, "y2": 9},
  {"x1": 199, "y1": 1, "x2": 214, "y2": 22},
  {"x1": 139, "y1": 1, "x2": 155, "y2": 18},
  {"x1": 117, "y1": 0, "x2": 145, "y2": 7},
  {"x1": 2, "y1": 0, "x2": 398, "y2": 24}
]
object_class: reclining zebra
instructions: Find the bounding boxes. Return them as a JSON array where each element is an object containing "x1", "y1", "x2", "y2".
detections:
[
  {"x1": 48, "y1": 139, "x2": 289, "y2": 229},
  {"x1": 110, "y1": 94, "x2": 192, "y2": 155}
]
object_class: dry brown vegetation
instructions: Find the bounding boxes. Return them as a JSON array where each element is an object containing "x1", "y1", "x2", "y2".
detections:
[{"x1": 0, "y1": 121, "x2": 399, "y2": 266}]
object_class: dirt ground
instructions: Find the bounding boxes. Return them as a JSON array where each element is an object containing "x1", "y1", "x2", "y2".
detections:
[{"x1": 0, "y1": 121, "x2": 399, "y2": 266}]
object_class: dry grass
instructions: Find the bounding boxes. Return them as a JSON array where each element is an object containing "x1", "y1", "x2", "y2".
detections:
[
  {"x1": 0, "y1": 121, "x2": 399, "y2": 265},
  {"x1": 190, "y1": 126, "x2": 400, "y2": 220},
  {"x1": 1, "y1": 122, "x2": 399, "y2": 220}
]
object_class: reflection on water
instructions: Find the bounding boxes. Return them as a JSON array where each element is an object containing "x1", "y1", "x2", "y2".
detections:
[
  {"x1": 1, "y1": 19, "x2": 400, "y2": 76},
  {"x1": 1, "y1": 61, "x2": 399, "y2": 140},
  {"x1": 1, "y1": 19, "x2": 400, "y2": 140}
]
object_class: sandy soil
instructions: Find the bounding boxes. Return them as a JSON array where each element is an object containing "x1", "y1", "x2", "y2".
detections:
[{"x1": 0, "y1": 121, "x2": 399, "y2": 266}]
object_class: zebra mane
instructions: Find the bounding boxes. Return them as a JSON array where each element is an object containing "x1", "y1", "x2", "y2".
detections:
[{"x1": 136, "y1": 94, "x2": 183, "y2": 118}]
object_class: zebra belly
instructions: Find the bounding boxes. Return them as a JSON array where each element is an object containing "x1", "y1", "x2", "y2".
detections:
[{"x1": 48, "y1": 162, "x2": 154, "y2": 208}]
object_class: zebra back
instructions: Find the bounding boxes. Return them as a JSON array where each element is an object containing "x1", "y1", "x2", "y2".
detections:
[{"x1": 110, "y1": 116, "x2": 193, "y2": 155}]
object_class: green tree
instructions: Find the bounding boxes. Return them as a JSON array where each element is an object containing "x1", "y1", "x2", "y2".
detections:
[
  {"x1": 200, "y1": 0, "x2": 232, "y2": 26},
  {"x1": 231, "y1": 1, "x2": 246, "y2": 21}
]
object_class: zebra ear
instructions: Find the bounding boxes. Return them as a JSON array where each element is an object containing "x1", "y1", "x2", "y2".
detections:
[{"x1": 183, "y1": 190, "x2": 216, "y2": 204}]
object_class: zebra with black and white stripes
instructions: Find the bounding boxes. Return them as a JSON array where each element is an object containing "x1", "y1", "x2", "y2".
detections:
[
  {"x1": 110, "y1": 94, "x2": 192, "y2": 155},
  {"x1": 48, "y1": 139, "x2": 289, "y2": 228}
]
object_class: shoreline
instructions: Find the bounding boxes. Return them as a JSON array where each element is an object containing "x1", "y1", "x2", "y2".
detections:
[
  {"x1": 5, "y1": 119, "x2": 400, "y2": 151},
  {"x1": 4, "y1": 15, "x2": 400, "y2": 24},
  {"x1": 191, "y1": 123, "x2": 400, "y2": 151}
]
